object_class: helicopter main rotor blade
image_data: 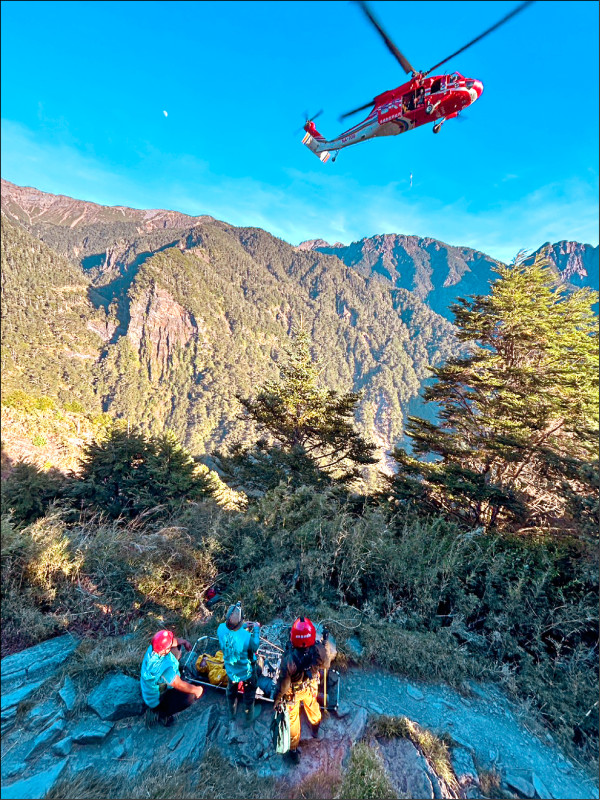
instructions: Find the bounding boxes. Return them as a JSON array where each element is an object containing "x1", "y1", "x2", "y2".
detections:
[
  {"x1": 424, "y1": 1, "x2": 534, "y2": 76},
  {"x1": 356, "y1": 0, "x2": 416, "y2": 75},
  {"x1": 339, "y1": 99, "x2": 376, "y2": 122}
]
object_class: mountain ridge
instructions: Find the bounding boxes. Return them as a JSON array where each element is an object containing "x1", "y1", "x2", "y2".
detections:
[{"x1": 1, "y1": 179, "x2": 597, "y2": 472}]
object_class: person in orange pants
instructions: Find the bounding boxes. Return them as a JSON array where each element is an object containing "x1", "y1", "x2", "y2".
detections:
[
  {"x1": 286, "y1": 676, "x2": 322, "y2": 752},
  {"x1": 273, "y1": 617, "x2": 335, "y2": 764}
]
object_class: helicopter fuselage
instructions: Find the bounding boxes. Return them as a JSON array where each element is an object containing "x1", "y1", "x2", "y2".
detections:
[{"x1": 303, "y1": 72, "x2": 483, "y2": 160}]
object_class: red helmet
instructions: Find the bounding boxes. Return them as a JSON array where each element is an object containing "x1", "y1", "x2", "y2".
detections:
[
  {"x1": 151, "y1": 629, "x2": 174, "y2": 653},
  {"x1": 291, "y1": 617, "x2": 316, "y2": 648}
]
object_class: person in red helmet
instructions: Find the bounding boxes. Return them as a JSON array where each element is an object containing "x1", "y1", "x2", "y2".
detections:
[
  {"x1": 272, "y1": 617, "x2": 336, "y2": 764},
  {"x1": 140, "y1": 629, "x2": 203, "y2": 727}
]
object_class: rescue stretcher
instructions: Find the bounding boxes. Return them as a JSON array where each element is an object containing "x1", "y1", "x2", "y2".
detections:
[{"x1": 180, "y1": 634, "x2": 340, "y2": 711}]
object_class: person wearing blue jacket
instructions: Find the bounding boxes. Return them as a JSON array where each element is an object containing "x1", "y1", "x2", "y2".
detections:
[{"x1": 217, "y1": 601, "x2": 261, "y2": 724}]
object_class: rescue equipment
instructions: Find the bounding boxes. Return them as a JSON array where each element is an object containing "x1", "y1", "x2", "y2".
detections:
[
  {"x1": 195, "y1": 650, "x2": 228, "y2": 686},
  {"x1": 271, "y1": 703, "x2": 291, "y2": 754}
]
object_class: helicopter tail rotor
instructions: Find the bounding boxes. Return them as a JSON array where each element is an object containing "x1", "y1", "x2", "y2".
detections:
[{"x1": 294, "y1": 110, "x2": 324, "y2": 136}]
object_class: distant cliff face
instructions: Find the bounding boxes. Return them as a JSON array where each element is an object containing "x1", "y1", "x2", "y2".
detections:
[
  {"x1": 127, "y1": 283, "x2": 198, "y2": 381},
  {"x1": 536, "y1": 241, "x2": 599, "y2": 290},
  {"x1": 300, "y1": 235, "x2": 599, "y2": 318}
]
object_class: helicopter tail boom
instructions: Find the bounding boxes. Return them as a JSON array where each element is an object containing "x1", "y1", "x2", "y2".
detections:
[{"x1": 302, "y1": 130, "x2": 331, "y2": 163}]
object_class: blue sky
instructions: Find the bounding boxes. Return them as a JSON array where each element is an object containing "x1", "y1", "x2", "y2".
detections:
[{"x1": 1, "y1": 0, "x2": 598, "y2": 262}]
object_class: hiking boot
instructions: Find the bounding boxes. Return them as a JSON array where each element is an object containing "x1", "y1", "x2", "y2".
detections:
[
  {"x1": 244, "y1": 703, "x2": 261, "y2": 725},
  {"x1": 285, "y1": 748, "x2": 300, "y2": 765},
  {"x1": 311, "y1": 722, "x2": 324, "y2": 740},
  {"x1": 158, "y1": 714, "x2": 175, "y2": 728},
  {"x1": 226, "y1": 697, "x2": 238, "y2": 722}
]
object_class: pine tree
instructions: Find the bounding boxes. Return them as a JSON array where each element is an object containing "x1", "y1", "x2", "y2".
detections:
[
  {"x1": 389, "y1": 252, "x2": 599, "y2": 534},
  {"x1": 232, "y1": 327, "x2": 378, "y2": 488}
]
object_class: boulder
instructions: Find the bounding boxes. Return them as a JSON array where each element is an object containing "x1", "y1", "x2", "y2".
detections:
[
  {"x1": 25, "y1": 698, "x2": 64, "y2": 730},
  {"x1": 343, "y1": 706, "x2": 368, "y2": 742},
  {"x1": 335, "y1": 701, "x2": 352, "y2": 718},
  {"x1": 532, "y1": 773, "x2": 554, "y2": 799},
  {"x1": 87, "y1": 673, "x2": 144, "y2": 721},
  {"x1": 406, "y1": 684, "x2": 425, "y2": 701},
  {"x1": 168, "y1": 730, "x2": 185, "y2": 751},
  {"x1": 70, "y1": 716, "x2": 114, "y2": 744},
  {"x1": 1, "y1": 758, "x2": 68, "y2": 800},
  {"x1": 25, "y1": 718, "x2": 66, "y2": 760},
  {"x1": 58, "y1": 675, "x2": 77, "y2": 712},
  {"x1": 52, "y1": 736, "x2": 73, "y2": 756},
  {"x1": 379, "y1": 737, "x2": 435, "y2": 799},
  {"x1": 345, "y1": 636, "x2": 364, "y2": 658},
  {"x1": 111, "y1": 741, "x2": 126, "y2": 759}
]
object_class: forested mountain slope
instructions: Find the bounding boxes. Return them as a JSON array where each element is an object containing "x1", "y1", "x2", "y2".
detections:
[
  {"x1": 2, "y1": 179, "x2": 596, "y2": 464},
  {"x1": 1, "y1": 201, "x2": 457, "y2": 461}
]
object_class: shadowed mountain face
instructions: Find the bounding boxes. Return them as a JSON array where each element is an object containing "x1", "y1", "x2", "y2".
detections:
[
  {"x1": 1, "y1": 179, "x2": 597, "y2": 464},
  {"x1": 300, "y1": 234, "x2": 599, "y2": 318}
]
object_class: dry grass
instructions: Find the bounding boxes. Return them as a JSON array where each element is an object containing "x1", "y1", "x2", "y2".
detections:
[
  {"x1": 370, "y1": 715, "x2": 458, "y2": 792},
  {"x1": 47, "y1": 748, "x2": 279, "y2": 799},
  {"x1": 338, "y1": 742, "x2": 399, "y2": 799},
  {"x1": 288, "y1": 767, "x2": 343, "y2": 799},
  {"x1": 477, "y1": 768, "x2": 511, "y2": 799}
]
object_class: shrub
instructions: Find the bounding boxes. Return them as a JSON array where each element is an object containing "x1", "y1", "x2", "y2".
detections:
[
  {"x1": 73, "y1": 427, "x2": 212, "y2": 519},
  {"x1": 1, "y1": 462, "x2": 66, "y2": 526}
]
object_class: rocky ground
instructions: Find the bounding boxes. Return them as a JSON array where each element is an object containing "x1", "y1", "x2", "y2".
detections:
[{"x1": 1, "y1": 634, "x2": 597, "y2": 800}]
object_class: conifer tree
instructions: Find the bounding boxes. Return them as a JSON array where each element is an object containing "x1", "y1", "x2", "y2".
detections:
[
  {"x1": 390, "y1": 252, "x2": 599, "y2": 533},
  {"x1": 233, "y1": 326, "x2": 378, "y2": 488},
  {"x1": 75, "y1": 426, "x2": 211, "y2": 518}
]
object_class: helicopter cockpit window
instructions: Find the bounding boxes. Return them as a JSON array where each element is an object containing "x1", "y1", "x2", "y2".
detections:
[
  {"x1": 465, "y1": 79, "x2": 474, "y2": 89},
  {"x1": 431, "y1": 78, "x2": 442, "y2": 93}
]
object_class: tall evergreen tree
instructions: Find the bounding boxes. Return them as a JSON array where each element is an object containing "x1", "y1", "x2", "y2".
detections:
[
  {"x1": 389, "y1": 252, "x2": 599, "y2": 534},
  {"x1": 231, "y1": 327, "x2": 378, "y2": 489}
]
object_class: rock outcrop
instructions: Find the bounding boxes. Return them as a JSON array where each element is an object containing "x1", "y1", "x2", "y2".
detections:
[
  {"x1": 87, "y1": 674, "x2": 144, "y2": 721},
  {"x1": 1, "y1": 634, "x2": 598, "y2": 800},
  {"x1": 127, "y1": 283, "x2": 197, "y2": 375}
]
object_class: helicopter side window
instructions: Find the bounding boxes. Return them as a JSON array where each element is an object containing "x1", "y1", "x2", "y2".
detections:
[
  {"x1": 431, "y1": 78, "x2": 442, "y2": 93},
  {"x1": 402, "y1": 92, "x2": 414, "y2": 111}
]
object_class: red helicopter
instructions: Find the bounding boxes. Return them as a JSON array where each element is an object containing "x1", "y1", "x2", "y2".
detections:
[{"x1": 303, "y1": 0, "x2": 533, "y2": 163}]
